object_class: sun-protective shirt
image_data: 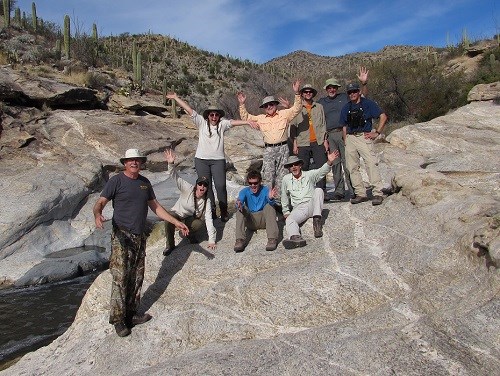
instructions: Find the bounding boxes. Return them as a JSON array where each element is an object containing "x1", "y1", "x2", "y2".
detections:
[{"x1": 239, "y1": 94, "x2": 302, "y2": 144}]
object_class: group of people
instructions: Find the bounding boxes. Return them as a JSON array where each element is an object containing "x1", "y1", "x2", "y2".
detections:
[{"x1": 93, "y1": 68, "x2": 388, "y2": 337}]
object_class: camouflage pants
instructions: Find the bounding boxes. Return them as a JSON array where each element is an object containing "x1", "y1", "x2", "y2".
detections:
[
  {"x1": 262, "y1": 143, "x2": 289, "y2": 200},
  {"x1": 109, "y1": 226, "x2": 147, "y2": 325}
]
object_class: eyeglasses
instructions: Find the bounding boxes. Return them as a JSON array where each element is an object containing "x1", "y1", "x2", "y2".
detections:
[
  {"x1": 197, "y1": 182, "x2": 208, "y2": 187},
  {"x1": 263, "y1": 103, "x2": 276, "y2": 108},
  {"x1": 247, "y1": 181, "x2": 260, "y2": 186},
  {"x1": 302, "y1": 90, "x2": 314, "y2": 94},
  {"x1": 208, "y1": 112, "x2": 220, "y2": 117}
]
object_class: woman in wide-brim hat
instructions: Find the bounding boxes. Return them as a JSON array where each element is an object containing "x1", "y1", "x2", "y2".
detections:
[{"x1": 166, "y1": 92, "x2": 258, "y2": 222}]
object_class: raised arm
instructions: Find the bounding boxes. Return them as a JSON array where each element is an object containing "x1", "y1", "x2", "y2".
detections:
[
  {"x1": 358, "y1": 66, "x2": 369, "y2": 96},
  {"x1": 230, "y1": 119, "x2": 260, "y2": 129},
  {"x1": 166, "y1": 92, "x2": 194, "y2": 116}
]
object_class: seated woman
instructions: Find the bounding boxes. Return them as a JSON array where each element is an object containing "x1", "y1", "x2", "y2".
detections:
[{"x1": 163, "y1": 149, "x2": 216, "y2": 255}]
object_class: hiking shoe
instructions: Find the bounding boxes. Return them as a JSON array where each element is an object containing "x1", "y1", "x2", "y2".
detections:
[
  {"x1": 163, "y1": 246, "x2": 175, "y2": 256},
  {"x1": 350, "y1": 195, "x2": 370, "y2": 204},
  {"x1": 372, "y1": 195, "x2": 384, "y2": 206},
  {"x1": 234, "y1": 238, "x2": 246, "y2": 252},
  {"x1": 265, "y1": 238, "x2": 278, "y2": 251},
  {"x1": 330, "y1": 193, "x2": 344, "y2": 202},
  {"x1": 282, "y1": 235, "x2": 306, "y2": 249},
  {"x1": 313, "y1": 217, "x2": 323, "y2": 238},
  {"x1": 114, "y1": 322, "x2": 131, "y2": 337},
  {"x1": 132, "y1": 313, "x2": 152, "y2": 326},
  {"x1": 220, "y1": 211, "x2": 229, "y2": 222}
]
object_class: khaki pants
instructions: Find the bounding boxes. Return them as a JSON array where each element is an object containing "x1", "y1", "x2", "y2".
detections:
[
  {"x1": 345, "y1": 134, "x2": 383, "y2": 197},
  {"x1": 235, "y1": 203, "x2": 278, "y2": 240}
]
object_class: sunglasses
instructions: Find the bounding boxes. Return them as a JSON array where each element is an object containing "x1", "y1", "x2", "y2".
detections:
[
  {"x1": 347, "y1": 90, "x2": 359, "y2": 95},
  {"x1": 247, "y1": 181, "x2": 260, "y2": 186},
  {"x1": 197, "y1": 182, "x2": 208, "y2": 187},
  {"x1": 289, "y1": 162, "x2": 302, "y2": 167},
  {"x1": 208, "y1": 112, "x2": 220, "y2": 117},
  {"x1": 302, "y1": 90, "x2": 314, "y2": 94},
  {"x1": 263, "y1": 103, "x2": 276, "y2": 108}
]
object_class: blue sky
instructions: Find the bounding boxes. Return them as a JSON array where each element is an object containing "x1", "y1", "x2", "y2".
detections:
[{"x1": 16, "y1": 0, "x2": 499, "y2": 63}]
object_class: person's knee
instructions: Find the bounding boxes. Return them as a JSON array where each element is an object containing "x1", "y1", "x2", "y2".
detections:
[{"x1": 313, "y1": 187, "x2": 324, "y2": 199}]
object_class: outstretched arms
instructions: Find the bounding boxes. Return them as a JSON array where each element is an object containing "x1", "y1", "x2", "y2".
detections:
[{"x1": 166, "y1": 92, "x2": 194, "y2": 116}]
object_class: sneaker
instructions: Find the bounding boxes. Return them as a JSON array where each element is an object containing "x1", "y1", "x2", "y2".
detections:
[
  {"x1": 372, "y1": 195, "x2": 384, "y2": 206},
  {"x1": 163, "y1": 246, "x2": 175, "y2": 256},
  {"x1": 132, "y1": 313, "x2": 152, "y2": 326},
  {"x1": 282, "y1": 235, "x2": 306, "y2": 249},
  {"x1": 265, "y1": 238, "x2": 278, "y2": 251},
  {"x1": 313, "y1": 217, "x2": 323, "y2": 238},
  {"x1": 234, "y1": 238, "x2": 246, "y2": 252},
  {"x1": 350, "y1": 195, "x2": 370, "y2": 204},
  {"x1": 114, "y1": 322, "x2": 131, "y2": 337}
]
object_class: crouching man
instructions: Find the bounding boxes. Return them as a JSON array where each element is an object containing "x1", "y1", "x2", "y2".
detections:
[
  {"x1": 234, "y1": 170, "x2": 279, "y2": 252},
  {"x1": 281, "y1": 150, "x2": 339, "y2": 249}
]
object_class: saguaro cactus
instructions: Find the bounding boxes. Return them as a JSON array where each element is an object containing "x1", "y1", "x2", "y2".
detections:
[
  {"x1": 135, "y1": 51, "x2": 142, "y2": 86},
  {"x1": 14, "y1": 7, "x2": 20, "y2": 24},
  {"x1": 63, "y1": 15, "x2": 70, "y2": 59},
  {"x1": 31, "y1": 2, "x2": 37, "y2": 32},
  {"x1": 92, "y1": 23, "x2": 98, "y2": 65},
  {"x1": 3, "y1": 0, "x2": 10, "y2": 27}
]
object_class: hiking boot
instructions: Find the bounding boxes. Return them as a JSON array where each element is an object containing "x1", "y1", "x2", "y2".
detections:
[
  {"x1": 211, "y1": 209, "x2": 218, "y2": 220},
  {"x1": 114, "y1": 322, "x2": 131, "y2": 337},
  {"x1": 350, "y1": 195, "x2": 370, "y2": 204},
  {"x1": 132, "y1": 313, "x2": 152, "y2": 326},
  {"x1": 265, "y1": 238, "x2": 278, "y2": 251},
  {"x1": 234, "y1": 238, "x2": 246, "y2": 252},
  {"x1": 282, "y1": 235, "x2": 306, "y2": 249},
  {"x1": 313, "y1": 216, "x2": 323, "y2": 238},
  {"x1": 372, "y1": 195, "x2": 384, "y2": 206},
  {"x1": 163, "y1": 246, "x2": 175, "y2": 256},
  {"x1": 220, "y1": 210, "x2": 229, "y2": 222},
  {"x1": 330, "y1": 193, "x2": 344, "y2": 202}
]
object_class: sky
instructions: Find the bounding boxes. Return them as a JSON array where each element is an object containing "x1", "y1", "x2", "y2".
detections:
[{"x1": 16, "y1": 0, "x2": 499, "y2": 63}]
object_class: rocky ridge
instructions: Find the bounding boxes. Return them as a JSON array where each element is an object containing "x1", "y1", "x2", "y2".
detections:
[{"x1": 0, "y1": 64, "x2": 498, "y2": 373}]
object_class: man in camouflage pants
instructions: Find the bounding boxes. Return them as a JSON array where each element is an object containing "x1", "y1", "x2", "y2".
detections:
[
  {"x1": 94, "y1": 148, "x2": 189, "y2": 337},
  {"x1": 238, "y1": 79, "x2": 302, "y2": 202}
]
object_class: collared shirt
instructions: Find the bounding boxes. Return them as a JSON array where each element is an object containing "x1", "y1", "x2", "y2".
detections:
[
  {"x1": 237, "y1": 185, "x2": 275, "y2": 213},
  {"x1": 239, "y1": 94, "x2": 302, "y2": 144},
  {"x1": 289, "y1": 101, "x2": 327, "y2": 147},
  {"x1": 340, "y1": 97, "x2": 383, "y2": 133},
  {"x1": 280, "y1": 162, "x2": 330, "y2": 215}
]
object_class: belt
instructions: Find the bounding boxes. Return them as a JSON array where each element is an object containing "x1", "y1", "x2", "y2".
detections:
[
  {"x1": 328, "y1": 128, "x2": 343, "y2": 133},
  {"x1": 348, "y1": 132, "x2": 366, "y2": 136},
  {"x1": 264, "y1": 140, "x2": 287, "y2": 147}
]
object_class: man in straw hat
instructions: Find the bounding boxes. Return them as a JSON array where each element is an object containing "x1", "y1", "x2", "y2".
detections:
[
  {"x1": 93, "y1": 148, "x2": 189, "y2": 337},
  {"x1": 318, "y1": 67, "x2": 369, "y2": 201},
  {"x1": 237, "y1": 79, "x2": 302, "y2": 202},
  {"x1": 280, "y1": 149, "x2": 339, "y2": 249}
]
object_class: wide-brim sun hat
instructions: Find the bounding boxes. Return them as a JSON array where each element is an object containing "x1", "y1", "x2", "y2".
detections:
[
  {"x1": 259, "y1": 96, "x2": 280, "y2": 108},
  {"x1": 323, "y1": 78, "x2": 342, "y2": 89},
  {"x1": 120, "y1": 148, "x2": 147, "y2": 165},
  {"x1": 202, "y1": 106, "x2": 225, "y2": 119},
  {"x1": 284, "y1": 155, "x2": 304, "y2": 168},
  {"x1": 299, "y1": 84, "x2": 317, "y2": 97}
]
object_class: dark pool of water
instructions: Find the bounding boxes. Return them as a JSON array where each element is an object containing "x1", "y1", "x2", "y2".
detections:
[{"x1": 0, "y1": 273, "x2": 100, "y2": 367}]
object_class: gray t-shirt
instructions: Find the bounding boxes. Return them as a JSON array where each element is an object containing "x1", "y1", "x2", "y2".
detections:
[
  {"x1": 101, "y1": 172, "x2": 156, "y2": 234},
  {"x1": 318, "y1": 93, "x2": 349, "y2": 130}
]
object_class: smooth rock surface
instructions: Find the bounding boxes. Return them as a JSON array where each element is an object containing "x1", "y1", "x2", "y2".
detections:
[{"x1": 3, "y1": 100, "x2": 499, "y2": 375}]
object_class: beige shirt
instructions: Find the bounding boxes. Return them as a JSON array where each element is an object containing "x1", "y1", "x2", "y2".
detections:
[{"x1": 239, "y1": 94, "x2": 302, "y2": 144}]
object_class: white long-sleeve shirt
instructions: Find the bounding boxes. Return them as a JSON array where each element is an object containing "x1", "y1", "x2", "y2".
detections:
[{"x1": 168, "y1": 167, "x2": 216, "y2": 243}]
